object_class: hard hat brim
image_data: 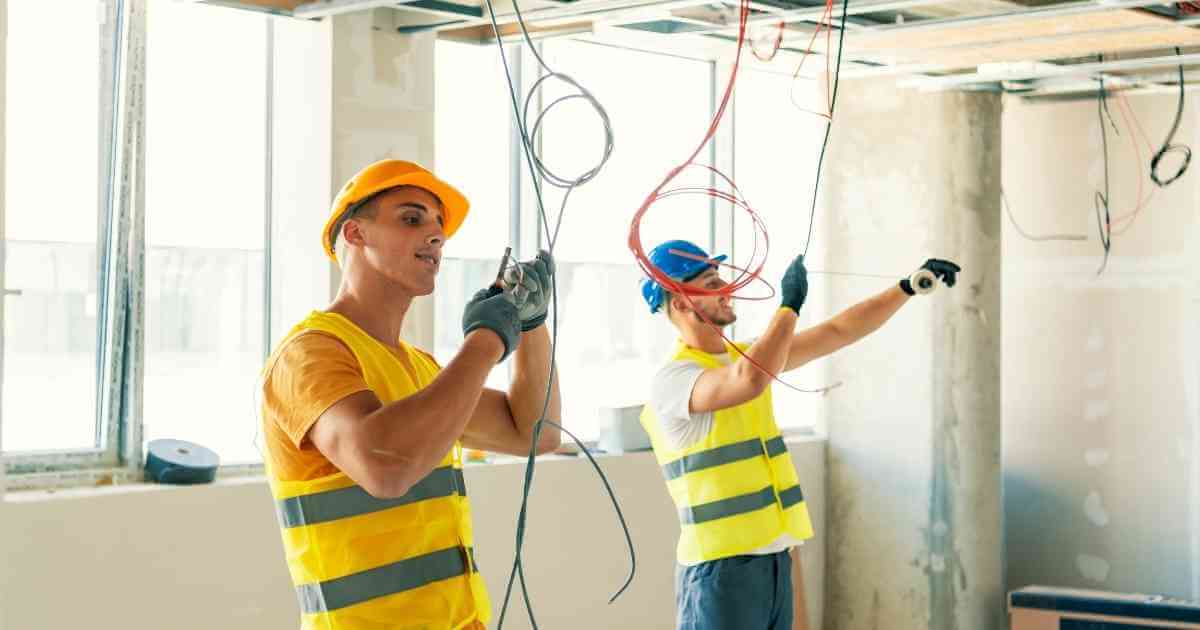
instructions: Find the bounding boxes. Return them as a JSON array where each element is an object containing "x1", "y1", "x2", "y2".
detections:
[{"x1": 323, "y1": 170, "x2": 470, "y2": 263}]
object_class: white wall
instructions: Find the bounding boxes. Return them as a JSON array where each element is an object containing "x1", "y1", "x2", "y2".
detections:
[
  {"x1": 1003, "y1": 92, "x2": 1200, "y2": 599},
  {"x1": 1, "y1": 440, "x2": 825, "y2": 630}
]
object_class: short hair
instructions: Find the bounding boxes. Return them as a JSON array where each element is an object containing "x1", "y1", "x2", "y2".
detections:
[{"x1": 331, "y1": 195, "x2": 381, "y2": 267}]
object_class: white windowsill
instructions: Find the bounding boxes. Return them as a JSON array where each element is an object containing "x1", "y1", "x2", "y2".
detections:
[{"x1": 4, "y1": 429, "x2": 826, "y2": 499}]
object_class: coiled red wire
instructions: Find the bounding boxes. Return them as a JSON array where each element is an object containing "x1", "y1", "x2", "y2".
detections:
[{"x1": 627, "y1": 0, "x2": 840, "y2": 393}]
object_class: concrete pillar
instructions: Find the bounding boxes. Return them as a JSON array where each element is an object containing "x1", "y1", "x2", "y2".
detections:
[
  {"x1": 817, "y1": 79, "x2": 1003, "y2": 630},
  {"x1": 329, "y1": 10, "x2": 436, "y2": 347}
]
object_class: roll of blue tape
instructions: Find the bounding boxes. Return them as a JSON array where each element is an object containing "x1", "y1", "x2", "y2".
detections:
[{"x1": 145, "y1": 439, "x2": 220, "y2": 485}]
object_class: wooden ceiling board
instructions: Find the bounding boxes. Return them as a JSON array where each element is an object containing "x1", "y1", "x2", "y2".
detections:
[
  {"x1": 876, "y1": 16, "x2": 1200, "y2": 66},
  {"x1": 849, "y1": 9, "x2": 1179, "y2": 52}
]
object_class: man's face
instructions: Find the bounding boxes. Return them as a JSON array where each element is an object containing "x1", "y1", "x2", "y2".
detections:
[
  {"x1": 345, "y1": 186, "x2": 445, "y2": 296},
  {"x1": 675, "y1": 268, "x2": 736, "y2": 327}
]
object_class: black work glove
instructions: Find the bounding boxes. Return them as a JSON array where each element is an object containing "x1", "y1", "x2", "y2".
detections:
[
  {"x1": 462, "y1": 285, "x2": 521, "y2": 362},
  {"x1": 507, "y1": 250, "x2": 555, "y2": 332},
  {"x1": 780, "y1": 255, "x2": 809, "y2": 314},
  {"x1": 900, "y1": 258, "x2": 962, "y2": 295}
]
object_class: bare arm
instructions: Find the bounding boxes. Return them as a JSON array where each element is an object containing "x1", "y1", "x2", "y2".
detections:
[
  {"x1": 462, "y1": 325, "x2": 562, "y2": 455},
  {"x1": 784, "y1": 285, "x2": 909, "y2": 372},
  {"x1": 308, "y1": 330, "x2": 504, "y2": 499},
  {"x1": 688, "y1": 308, "x2": 798, "y2": 414}
]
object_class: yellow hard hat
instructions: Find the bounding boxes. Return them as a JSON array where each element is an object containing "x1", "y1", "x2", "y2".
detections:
[{"x1": 323, "y1": 159, "x2": 470, "y2": 263}]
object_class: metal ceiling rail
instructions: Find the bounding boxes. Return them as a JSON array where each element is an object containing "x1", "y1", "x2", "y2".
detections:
[
  {"x1": 904, "y1": 51, "x2": 1200, "y2": 89},
  {"x1": 293, "y1": 0, "x2": 404, "y2": 18}
]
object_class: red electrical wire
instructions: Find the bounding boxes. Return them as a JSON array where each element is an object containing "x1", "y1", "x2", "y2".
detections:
[
  {"x1": 627, "y1": 0, "x2": 838, "y2": 394},
  {"x1": 1110, "y1": 93, "x2": 1158, "y2": 234},
  {"x1": 788, "y1": 0, "x2": 836, "y2": 120},
  {"x1": 750, "y1": 21, "x2": 786, "y2": 62}
]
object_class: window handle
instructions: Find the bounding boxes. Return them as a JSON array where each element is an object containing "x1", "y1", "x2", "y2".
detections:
[{"x1": 3, "y1": 289, "x2": 22, "y2": 296}]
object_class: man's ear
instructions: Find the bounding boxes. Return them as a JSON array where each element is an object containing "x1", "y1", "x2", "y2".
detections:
[
  {"x1": 669, "y1": 292, "x2": 691, "y2": 314},
  {"x1": 343, "y1": 219, "x2": 366, "y2": 247}
]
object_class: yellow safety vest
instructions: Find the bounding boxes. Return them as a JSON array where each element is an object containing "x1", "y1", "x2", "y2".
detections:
[
  {"x1": 263, "y1": 311, "x2": 491, "y2": 630},
  {"x1": 640, "y1": 340, "x2": 814, "y2": 565}
]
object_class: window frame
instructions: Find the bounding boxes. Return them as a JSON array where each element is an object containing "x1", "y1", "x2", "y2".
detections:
[
  {"x1": 4, "y1": 28, "x2": 813, "y2": 485},
  {"x1": 2, "y1": 0, "x2": 276, "y2": 483}
]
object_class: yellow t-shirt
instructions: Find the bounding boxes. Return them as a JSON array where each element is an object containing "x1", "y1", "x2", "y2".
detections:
[
  {"x1": 261, "y1": 330, "x2": 370, "y2": 481},
  {"x1": 261, "y1": 329, "x2": 443, "y2": 482}
]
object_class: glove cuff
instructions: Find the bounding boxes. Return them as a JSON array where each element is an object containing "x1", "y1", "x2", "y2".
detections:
[
  {"x1": 521, "y1": 314, "x2": 547, "y2": 332},
  {"x1": 464, "y1": 322, "x2": 517, "y2": 363}
]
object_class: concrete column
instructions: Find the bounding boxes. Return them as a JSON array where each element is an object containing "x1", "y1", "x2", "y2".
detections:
[
  {"x1": 329, "y1": 10, "x2": 436, "y2": 347},
  {"x1": 817, "y1": 79, "x2": 1003, "y2": 630}
]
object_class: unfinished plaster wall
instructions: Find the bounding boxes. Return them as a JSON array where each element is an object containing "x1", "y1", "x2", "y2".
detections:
[
  {"x1": 818, "y1": 79, "x2": 1004, "y2": 630},
  {"x1": 1002, "y1": 92, "x2": 1200, "y2": 600},
  {"x1": 330, "y1": 10, "x2": 434, "y2": 346}
]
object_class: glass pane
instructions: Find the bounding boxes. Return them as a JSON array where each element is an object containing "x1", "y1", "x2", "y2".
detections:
[
  {"x1": 3, "y1": 0, "x2": 106, "y2": 452},
  {"x1": 539, "y1": 41, "x2": 712, "y2": 262},
  {"x1": 143, "y1": 0, "x2": 267, "y2": 464},
  {"x1": 733, "y1": 68, "x2": 825, "y2": 429},
  {"x1": 435, "y1": 40, "x2": 512, "y2": 260},
  {"x1": 434, "y1": 40, "x2": 514, "y2": 391},
  {"x1": 537, "y1": 41, "x2": 713, "y2": 440}
]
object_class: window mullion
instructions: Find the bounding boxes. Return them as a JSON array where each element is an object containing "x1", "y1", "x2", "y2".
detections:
[{"x1": 109, "y1": 0, "x2": 148, "y2": 470}]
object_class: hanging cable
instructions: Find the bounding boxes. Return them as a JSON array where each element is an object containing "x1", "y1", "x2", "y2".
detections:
[
  {"x1": 1002, "y1": 190, "x2": 1087, "y2": 242},
  {"x1": 478, "y1": 2, "x2": 633, "y2": 628},
  {"x1": 1095, "y1": 63, "x2": 1113, "y2": 275},
  {"x1": 628, "y1": 0, "x2": 848, "y2": 395},
  {"x1": 1150, "y1": 47, "x2": 1192, "y2": 188},
  {"x1": 801, "y1": 0, "x2": 849, "y2": 257}
]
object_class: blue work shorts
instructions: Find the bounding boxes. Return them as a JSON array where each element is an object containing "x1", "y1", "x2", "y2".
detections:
[{"x1": 674, "y1": 550, "x2": 793, "y2": 630}]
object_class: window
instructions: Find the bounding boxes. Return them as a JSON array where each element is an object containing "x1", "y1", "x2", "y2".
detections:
[
  {"x1": 732, "y1": 67, "x2": 825, "y2": 430},
  {"x1": 434, "y1": 40, "x2": 515, "y2": 391},
  {"x1": 538, "y1": 40, "x2": 714, "y2": 440},
  {"x1": 4, "y1": 0, "x2": 307, "y2": 480},
  {"x1": 143, "y1": 0, "x2": 268, "y2": 464},
  {"x1": 434, "y1": 39, "x2": 716, "y2": 441},
  {"x1": 3, "y1": 0, "x2": 113, "y2": 454}
]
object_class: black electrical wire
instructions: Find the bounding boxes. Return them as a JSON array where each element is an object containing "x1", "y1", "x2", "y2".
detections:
[
  {"x1": 1001, "y1": 190, "x2": 1088, "y2": 242},
  {"x1": 1150, "y1": 47, "x2": 1192, "y2": 188},
  {"x1": 1095, "y1": 63, "x2": 1113, "y2": 275},
  {"x1": 478, "y1": 1, "x2": 634, "y2": 628},
  {"x1": 801, "y1": 0, "x2": 850, "y2": 258}
]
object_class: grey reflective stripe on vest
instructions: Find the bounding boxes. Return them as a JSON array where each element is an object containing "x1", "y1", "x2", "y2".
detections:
[
  {"x1": 662, "y1": 438, "x2": 764, "y2": 481},
  {"x1": 779, "y1": 484, "x2": 804, "y2": 509},
  {"x1": 278, "y1": 466, "x2": 466, "y2": 529},
  {"x1": 764, "y1": 436, "x2": 787, "y2": 458},
  {"x1": 297, "y1": 546, "x2": 477, "y2": 614},
  {"x1": 680, "y1": 486, "x2": 776, "y2": 525}
]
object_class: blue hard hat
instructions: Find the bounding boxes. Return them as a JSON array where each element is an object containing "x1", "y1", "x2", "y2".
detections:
[{"x1": 640, "y1": 240, "x2": 727, "y2": 314}]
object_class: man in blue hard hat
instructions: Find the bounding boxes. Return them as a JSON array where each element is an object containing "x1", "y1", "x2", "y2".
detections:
[{"x1": 638, "y1": 239, "x2": 960, "y2": 630}]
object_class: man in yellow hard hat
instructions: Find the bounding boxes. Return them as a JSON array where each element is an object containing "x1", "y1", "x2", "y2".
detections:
[
  {"x1": 638, "y1": 240, "x2": 960, "y2": 630},
  {"x1": 260, "y1": 159, "x2": 561, "y2": 629}
]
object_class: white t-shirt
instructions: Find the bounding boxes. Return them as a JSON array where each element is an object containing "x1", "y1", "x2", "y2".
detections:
[{"x1": 649, "y1": 351, "x2": 803, "y2": 566}]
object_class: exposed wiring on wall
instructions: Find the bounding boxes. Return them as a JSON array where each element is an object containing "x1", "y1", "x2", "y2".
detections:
[
  {"x1": 800, "y1": 0, "x2": 848, "y2": 258},
  {"x1": 1002, "y1": 190, "x2": 1088, "y2": 242},
  {"x1": 1095, "y1": 63, "x2": 1113, "y2": 275},
  {"x1": 1109, "y1": 93, "x2": 1156, "y2": 235},
  {"x1": 478, "y1": 2, "x2": 633, "y2": 628},
  {"x1": 1150, "y1": 47, "x2": 1192, "y2": 188}
]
